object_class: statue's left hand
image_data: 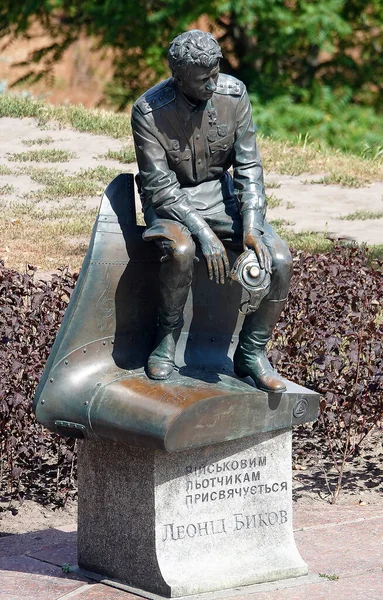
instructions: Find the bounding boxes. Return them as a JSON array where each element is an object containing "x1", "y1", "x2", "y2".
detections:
[
  {"x1": 243, "y1": 231, "x2": 272, "y2": 274},
  {"x1": 197, "y1": 227, "x2": 230, "y2": 284}
]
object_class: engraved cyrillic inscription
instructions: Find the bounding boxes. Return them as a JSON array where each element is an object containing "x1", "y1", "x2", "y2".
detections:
[
  {"x1": 162, "y1": 509, "x2": 288, "y2": 542},
  {"x1": 162, "y1": 518, "x2": 227, "y2": 541},
  {"x1": 184, "y1": 454, "x2": 287, "y2": 506},
  {"x1": 185, "y1": 481, "x2": 287, "y2": 506},
  {"x1": 185, "y1": 456, "x2": 266, "y2": 475},
  {"x1": 234, "y1": 510, "x2": 288, "y2": 530}
]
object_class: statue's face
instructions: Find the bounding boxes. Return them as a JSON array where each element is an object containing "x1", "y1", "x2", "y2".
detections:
[{"x1": 177, "y1": 63, "x2": 220, "y2": 103}]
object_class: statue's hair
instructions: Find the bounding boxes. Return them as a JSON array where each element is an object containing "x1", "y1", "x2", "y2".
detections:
[{"x1": 168, "y1": 30, "x2": 222, "y2": 78}]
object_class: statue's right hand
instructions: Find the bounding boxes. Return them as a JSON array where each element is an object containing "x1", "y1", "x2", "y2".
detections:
[{"x1": 197, "y1": 227, "x2": 230, "y2": 284}]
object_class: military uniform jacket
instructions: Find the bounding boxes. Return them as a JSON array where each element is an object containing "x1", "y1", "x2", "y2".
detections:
[{"x1": 131, "y1": 73, "x2": 266, "y2": 235}]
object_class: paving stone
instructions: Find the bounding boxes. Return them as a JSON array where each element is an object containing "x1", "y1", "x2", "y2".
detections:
[
  {"x1": 65, "y1": 585, "x2": 140, "y2": 599},
  {"x1": 0, "y1": 555, "x2": 87, "y2": 600},
  {"x1": 0, "y1": 500, "x2": 382, "y2": 599},
  {"x1": 27, "y1": 541, "x2": 78, "y2": 569},
  {"x1": 294, "y1": 503, "x2": 383, "y2": 530},
  {"x1": 295, "y1": 517, "x2": 383, "y2": 577},
  {"x1": 0, "y1": 553, "x2": 86, "y2": 579},
  {"x1": 242, "y1": 570, "x2": 382, "y2": 600}
]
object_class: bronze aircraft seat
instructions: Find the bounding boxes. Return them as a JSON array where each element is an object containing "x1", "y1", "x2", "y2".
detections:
[{"x1": 34, "y1": 174, "x2": 318, "y2": 451}]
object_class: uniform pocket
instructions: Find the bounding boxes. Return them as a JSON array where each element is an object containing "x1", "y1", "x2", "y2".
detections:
[
  {"x1": 167, "y1": 149, "x2": 192, "y2": 164},
  {"x1": 209, "y1": 133, "x2": 234, "y2": 154}
]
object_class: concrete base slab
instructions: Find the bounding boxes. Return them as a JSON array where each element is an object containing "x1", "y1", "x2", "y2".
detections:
[{"x1": 73, "y1": 567, "x2": 322, "y2": 599}]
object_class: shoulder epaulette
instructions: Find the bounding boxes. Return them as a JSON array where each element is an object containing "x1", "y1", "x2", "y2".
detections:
[
  {"x1": 215, "y1": 74, "x2": 243, "y2": 96},
  {"x1": 134, "y1": 79, "x2": 175, "y2": 115}
]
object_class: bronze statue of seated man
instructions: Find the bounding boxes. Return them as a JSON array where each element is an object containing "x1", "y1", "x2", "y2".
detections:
[{"x1": 131, "y1": 30, "x2": 293, "y2": 392}]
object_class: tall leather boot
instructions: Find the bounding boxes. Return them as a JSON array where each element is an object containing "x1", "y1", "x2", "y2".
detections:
[
  {"x1": 143, "y1": 219, "x2": 195, "y2": 380},
  {"x1": 233, "y1": 298, "x2": 287, "y2": 392},
  {"x1": 147, "y1": 282, "x2": 190, "y2": 380}
]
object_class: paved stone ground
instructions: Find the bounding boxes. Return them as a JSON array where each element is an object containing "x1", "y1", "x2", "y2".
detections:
[{"x1": 1, "y1": 502, "x2": 382, "y2": 599}]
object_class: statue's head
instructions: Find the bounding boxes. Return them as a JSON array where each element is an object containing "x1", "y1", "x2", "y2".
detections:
[
  {"x1": 168, "y1": 30, "x2": 222, "y2": 78},
  {"x1": 168, "y1": 30, "x2": 222, "y2": 102}
]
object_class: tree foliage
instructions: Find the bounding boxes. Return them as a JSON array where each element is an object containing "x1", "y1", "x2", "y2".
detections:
[
  {"x1": 1, "y1": 1, "x2": 382, "y2": 107},
  {"x1": 1, "y1": 2, "x2": 383, "y2": 154}
]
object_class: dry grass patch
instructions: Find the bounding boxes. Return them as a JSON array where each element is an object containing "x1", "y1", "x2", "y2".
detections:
[
  {"x1": 275, "y1": 228, "x2": 334, "y2": 253},
  {"x1": 338, "y1": 210, "x2": 383, "y2": 221},
  {"x1": 276, "y1": 230, "x2": 383, "y2": 263},
  {"x1": 7, "y1": 149, "x2": 77, "y2": 163},
  {"x1": 21, "y1": 166, "x2": 121, "y2": 200},
  {"x1": 304, "y1": 174, "x2": 367, "y2": 187},
  {"x1": 79, "y1": 165, "x2": 122, "y2": 185},
  {"x1": 100, "y1": 146, "x2": 136, "y2": 164},
  {"x1": 266, "y1": 193, "x2": 282, "y2": 209},
  {"x1": 30, "y1": 173, "x2": 101, "y2": 200},
  {"x1": 0, "y1": 162, "x2": 123, "y2": 270},
  {"x1": 22, "y1": 136, "x2": 54, "y2": 146},
  {"x1": 260, "y1": 137, "x2": 383, "y2": 183},
  {"x1": 0, "y1": 184, "x2": 15, "y2": 195},
  {"x1": 270, "y1": 218, "x2": 295, "y2": 228},
  {"x1": 0, "y1": 162, "x2": 124, "y2": 269},
  {"x1": 0, "y1": 95, "x2": 131, "y2": 138},
  {"x1": 0, "y1": 207, "x2": 97, "y2": 271},
  {"x1": 9, "y1": 200, "x2": 84, "y2": 221},
  {"x1": 0, "y1": 166, "x2": 14, "y2": 175}
]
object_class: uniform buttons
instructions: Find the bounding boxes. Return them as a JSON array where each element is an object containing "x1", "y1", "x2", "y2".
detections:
[
  {"x1": 175, "y1": 158, "x2": 180, "y2": 163},
  {"x1": 223, "y1": 144, "x2": 228, "y2": 149},
  {"x1": 196, "y1": 134, "x2": 200, "y2": 140},
  {"x1": 197, "y1": 159, "x2": 202, "y2": 165}
]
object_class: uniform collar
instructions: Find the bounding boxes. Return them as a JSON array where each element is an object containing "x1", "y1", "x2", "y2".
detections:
[{"x1": 174, "y1": 80, "x2": 211, "y2": 115}]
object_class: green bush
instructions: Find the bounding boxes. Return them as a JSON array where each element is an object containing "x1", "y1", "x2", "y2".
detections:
[{"x1": 251, "y1": 93, "x2": 383, "y2": 158}]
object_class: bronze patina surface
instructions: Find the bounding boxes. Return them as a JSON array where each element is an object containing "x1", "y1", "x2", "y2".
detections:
[
  {"x1": 34, "y1": 174, "x2": 319, "y2": 451},
  {"x1": 132, "y1": 30, "x2": 293, "y2": 391}
]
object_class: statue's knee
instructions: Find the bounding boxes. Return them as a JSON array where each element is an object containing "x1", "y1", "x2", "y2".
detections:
[
  {"x1": 160, "y1": 233, "x2": 195, "y2": 288},
  {"x1": 169, "y1": 235, "x2": 195, "y2": 269},
  {"x1": 273, "y1": 241, "x2": 293, "y2": 277}
]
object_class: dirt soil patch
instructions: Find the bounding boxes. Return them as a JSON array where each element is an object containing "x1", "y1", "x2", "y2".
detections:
[
  {"x1": 292, "y1": 429, "x2": 383, "y2": 507},
  {"x1": 0, "y1": 499, "x2": 77, "y2": 537}
]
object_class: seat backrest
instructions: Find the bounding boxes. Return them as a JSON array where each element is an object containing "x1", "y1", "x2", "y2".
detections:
[{"x1": 35, "y1": 173, "x2": 244, "y2": 383}]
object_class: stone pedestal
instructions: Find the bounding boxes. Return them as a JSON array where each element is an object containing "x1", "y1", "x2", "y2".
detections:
[{"x1": 78, "y1": 429, "x2": 307, "y2": 597}]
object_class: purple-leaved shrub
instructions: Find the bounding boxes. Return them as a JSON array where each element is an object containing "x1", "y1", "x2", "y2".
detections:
[{"x1": 0, "y1": 246, "x2": 382, "y2": 505}]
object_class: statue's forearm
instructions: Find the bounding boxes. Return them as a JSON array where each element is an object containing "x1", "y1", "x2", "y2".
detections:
[{"x1": 241, "y1": 206, "x2": 265, "y2": 235}]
